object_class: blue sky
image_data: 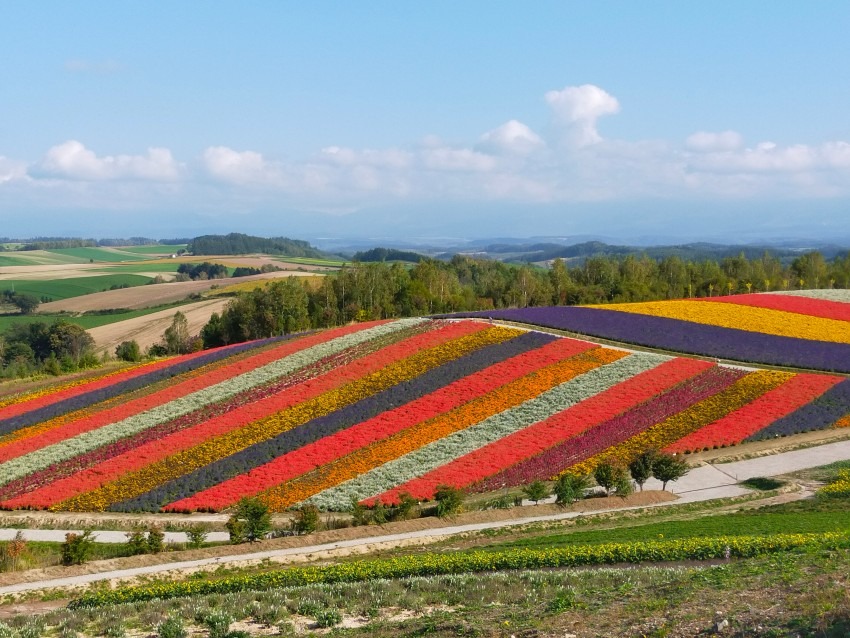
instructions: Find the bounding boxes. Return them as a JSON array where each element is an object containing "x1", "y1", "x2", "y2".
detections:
[{"x1": 2, "y1": 2, "x2": 850, "y2": 243}]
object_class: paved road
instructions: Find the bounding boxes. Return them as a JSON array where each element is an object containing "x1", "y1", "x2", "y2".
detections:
[{"x1": 0, "y1": 439, "x2": 847, "y2": 596}]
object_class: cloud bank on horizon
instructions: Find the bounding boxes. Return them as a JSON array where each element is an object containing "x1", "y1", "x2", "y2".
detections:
[{"x1": 2, "y1": 82, "x2": 850, "y2": 239}]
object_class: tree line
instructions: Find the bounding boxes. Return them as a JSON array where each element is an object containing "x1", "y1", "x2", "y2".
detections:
[{"x1": 199, "y1": 249, "x2": 850, "y2": 347}]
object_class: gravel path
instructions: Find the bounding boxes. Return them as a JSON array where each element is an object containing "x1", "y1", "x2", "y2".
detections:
[{"x1": 0, "y1": 438, "x2": 847, "y2": 596}]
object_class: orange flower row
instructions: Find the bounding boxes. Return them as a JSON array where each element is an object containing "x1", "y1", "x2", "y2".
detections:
[
  {"x1": 59, "y1": 325, "x2": 520, "y2": 511},
  {"x1": 261, "y1": 347, "x2": 625, "y2": 510}
]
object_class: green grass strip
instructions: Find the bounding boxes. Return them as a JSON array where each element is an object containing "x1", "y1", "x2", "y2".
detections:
[{"x1": 68, "y1": 531, "x2": 849, "y2": 609}]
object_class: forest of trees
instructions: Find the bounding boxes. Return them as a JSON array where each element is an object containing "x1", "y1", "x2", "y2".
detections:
[
  {"x1": 0, "y1": 320, "x2": 99, "y2": 378},
  {"x1": 187, "y1": 233, "x2": 324, "y2": 258},
  {"x1": 200, "y1": 249, "x2": 850, "y2": 347}
]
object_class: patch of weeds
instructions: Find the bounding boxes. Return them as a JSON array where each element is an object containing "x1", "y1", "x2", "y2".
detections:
[{"x1": 547, "y1": 588, "x2": 585, "y2": 613}]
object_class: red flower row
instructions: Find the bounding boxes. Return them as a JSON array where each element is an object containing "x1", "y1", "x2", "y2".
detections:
[
  {"x1": 377, "y1": 357, "x2": 712, "y2": 502},
  {"x1": 165, "y1": 337, "x2": 596, "y2": 511},
  {"x1": 665, "y1": 372, "x2": 842, "y2": 452},
  {"x1": 0, "y1": 321, "x2": 378, "y2": 463},
  {"x1": 9, "y1": 321, "x2": 480, "y2": 509}
]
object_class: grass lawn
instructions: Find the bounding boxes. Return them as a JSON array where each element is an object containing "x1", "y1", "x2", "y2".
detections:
[
  {"x1": 45, "y1": 247, "x2": 153, "y2": 262},
  {"x1": 94, "y1": 263, "x2": 182, "y2": 274},
  {"x1": 0, "y1": 251, "x2": 83, "y2": 267},
  {"x1": 0, "y1": 274, "x2": 152, "y2": 302}
]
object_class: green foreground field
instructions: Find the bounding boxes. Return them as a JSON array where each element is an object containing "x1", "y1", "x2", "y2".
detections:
[{"x1": 1, "y1": 465, "x2": 848, "y2": 637}]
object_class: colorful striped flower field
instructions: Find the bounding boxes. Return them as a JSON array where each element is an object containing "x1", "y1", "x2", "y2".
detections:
[{"x1": 0, "y1": 314, "x2": 846, "y2": 513}]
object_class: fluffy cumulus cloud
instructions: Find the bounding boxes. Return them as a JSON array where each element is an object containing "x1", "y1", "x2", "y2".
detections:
[
  {"x1": 8, "y1": 83, "x2": 850, "y2": 218},
  {"x1": 545, "y1": 84, "x2": 620, "y2": 146},
  {"x1": 202, "y1": 146, "x2": 283, "y2": 185},
  {"x1": 38, "y1": 141, "x2": 181, "y2": 181},
  {"x1": 478, "y1": 120, "x2": 544, "y2": 155}
]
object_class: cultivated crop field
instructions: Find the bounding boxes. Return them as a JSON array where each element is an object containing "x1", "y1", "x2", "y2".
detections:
[{"x1": 1, "y1": 301, "x2": 848, "y2": 514}]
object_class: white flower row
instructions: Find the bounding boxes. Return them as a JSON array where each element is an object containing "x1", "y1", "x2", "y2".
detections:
[
  {"x1": 305, "y1": 350, "x2": 668, "y2": 510},
  {"x1": 0, "y1": 318, "x2": 427, "y2": 486},
  {"x1": 771, "y1": 289, "x2": 850, "y2": 303}
]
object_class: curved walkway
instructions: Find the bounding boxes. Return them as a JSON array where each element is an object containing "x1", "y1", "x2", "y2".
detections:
[{"x1": 0, "y1": 439, "x2": 848, "y2": 596}]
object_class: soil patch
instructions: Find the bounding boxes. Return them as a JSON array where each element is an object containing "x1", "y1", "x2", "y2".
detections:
[{"x1": 86, "y1": 298, "x2": 230, "y2": 354}]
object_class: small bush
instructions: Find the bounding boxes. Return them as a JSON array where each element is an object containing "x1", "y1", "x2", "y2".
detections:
[
  {"x1": 434, "y1": 484, "x2": 464, "y2": 518},
  {"x1": 314, "y1": 608, "x2": 342, "y2": 628},
  {"x1": 203, "y1": 610, "x2": 232, "y2": 638},
  {"x1": 186, "y1": 524, "x2": 209, "y2": 548},
  {"x1": 292, "y1": 504, "x2": 320, "y2": 535},
  {"x1": 61, "y1": 530, "x2": 94, "y2": 566},
  {"x1": 156, "y1": 615, "x2": 186, "y2": 638}
]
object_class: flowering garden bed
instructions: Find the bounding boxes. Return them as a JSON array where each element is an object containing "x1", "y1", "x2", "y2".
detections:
[{"x1": 0, "y1": 311, "x2": 848, "y2": 513}]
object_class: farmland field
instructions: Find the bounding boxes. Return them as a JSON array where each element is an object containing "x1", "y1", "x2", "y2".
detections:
[
  {"x1": 117, "y1": 244, "x2": 187, "y2": 255},
  {"x1": 0, "y1": 311, "x2": 847, "y2": 514},
  {"x1": 0, "y1": 274, "x2": 152, "y2": 301},
  {"x1": 45, "y1": 247, "x2": 154, "y2": 262}
]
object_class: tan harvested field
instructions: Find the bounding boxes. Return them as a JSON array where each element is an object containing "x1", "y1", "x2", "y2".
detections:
[
  {"x1": 87, "y1": 298, "x2": 231, "y2": 354},
  {"x1": 0, "y1": 263, "x2": 104, "y2": 280},
  {"x1": 39, "y1": 270, "x2": 317, "y2": 312}
]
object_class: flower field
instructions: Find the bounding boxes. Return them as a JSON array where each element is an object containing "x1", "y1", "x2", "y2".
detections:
[
  {"x1": 0, "y1": 314, "x2": 848, "y2": 513},
  {"x1": 448, "y1": 292, "x2": 850, "y2": 372}
]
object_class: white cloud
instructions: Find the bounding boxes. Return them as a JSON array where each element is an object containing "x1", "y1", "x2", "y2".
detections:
[
  {"x1": 320, "y1": 146, "x2": 412, "y2": 169},
  {"x1": 0, "y1": 156, "x2": 28, "y2": 184},
  {"x1": 478, "y1": 120, "x2": 544, "y2": 155},
  {"x1": 202, "y1": 146, "x2": 285, "y2": 185},
  {"x1": 686, "y1": 130, "x2": 743, "y2": 152},
  {"x1": 38, "y1": 141, "x2": 181, "y2": 181},
  {"x1": 545, "y1": 84, "x2": 620, "y2": 146},
  {"x1": 421, "y1": 147, "x2": 497, "y2": 172}
]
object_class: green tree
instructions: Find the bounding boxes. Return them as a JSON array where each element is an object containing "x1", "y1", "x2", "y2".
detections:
[
  {"x1": 553, "y1": 473, "x2": 590, "y2": 506},
  {"x1": 593, "y1": 461, "x2": 617, "y2": 496},
  {"x1": 522, "y1": 480, "x2": 550, "y2": 505},
  {"x1": 185, "y1": 524, "x2": 209, "y2": 549},
  {"x1": 115, "y1": 340, "x2": 141, "y2": 362},
  {"x1": 629, "y1": 450, "x2": 657, "y2": 491},
  {"x1": 292, "y1": 504, "x2": 320, "y2": 535},
  {"x1": 652, "y1": 452, "x2": 690, "y2": 490},
  {"x1": 226, "y1": 497, "x2": 272, "y2": 543},
  {"x1": 163, "y1": 311, "x2": 191, "y2": 354}
]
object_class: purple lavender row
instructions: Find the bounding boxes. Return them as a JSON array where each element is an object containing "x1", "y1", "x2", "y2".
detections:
[
  {"x1": 473, "y1": 366, "x2": 744, "y2": 492},
  {"x1": 746, "y1": 378, "x2": 850, "y2": 441},
  {"x1": 112, "y1": 331, "x2": 557, "y2": 512},
  {"x1": 444, "y1": 307, "x2": 850, "y2": 373},
  {"x1": 0, "y1": 335, "x2": 292, "y2": 437}
]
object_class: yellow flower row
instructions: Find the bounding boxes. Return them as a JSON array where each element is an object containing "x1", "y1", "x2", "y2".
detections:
[
  {"x1": 569, "y1": 370, "x2": 791, "y2": 475},
  {"x1": 590, "y1": 300, "x2": 850, "y2": 344},
  {"x1": 261, "y1": 347, "x2": 625, "y2": 510},
  {"x1": 58, "y1": 326, "x2": 522, "y2": 511}
]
